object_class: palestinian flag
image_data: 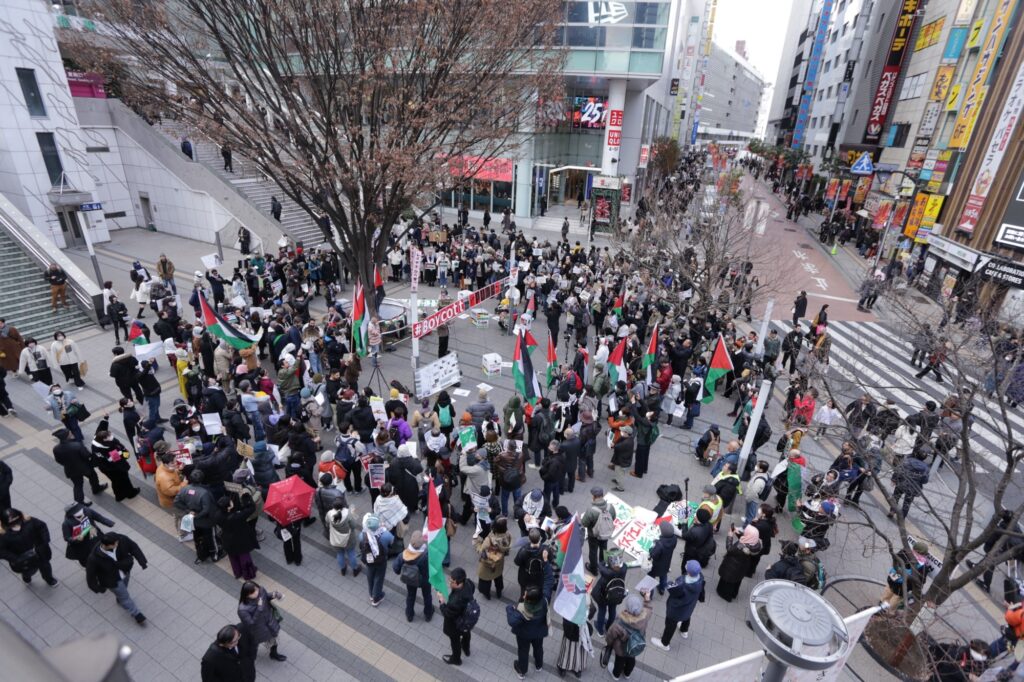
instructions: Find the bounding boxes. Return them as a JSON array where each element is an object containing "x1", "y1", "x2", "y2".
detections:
[
  {"x1": 127, "y1": 320, "x2": 148, "y2": 346},
  {"x1": 574, "y1": 346, "x2": 590, "y2": 383},
  {"x1": 426, "y1": 479, "x2": 449, "y2": 599},
  {"x1": 642, "y1": 322, "x2": 659, "y2": 384},
  {"x1": 702, "y1": 333, "x2": 735, "y2": 404},
  {"x1": 513, "y1": 330, "x2": 542, "y2": 404},
  {"x1": 553, "y1": 516, "x2": 589, "y2": 628},
  {"x1": 352, "y1": 283, "x2": 368, "y2": 357},
  {"x1": 198, "y1": 293, "x2": 256, "y2": 349},
  {"x1": 611, "y1": 291, "x2": 624, "y2": 317},
  {"x1": 546, "y1": 333, "x2": 558, "y2": 388},
  {"x1": 550, "y1": 516, "x2": 575, "y2": 569},
  {"x1": 525, "y1": 292, "x2": 536, "y2": 316},
  {"x1": 607, "y1": 337, "x2": 628, "y2": 387},
  {"x1": 373, "y1": 264, "x2": 385, "y2": 295}
]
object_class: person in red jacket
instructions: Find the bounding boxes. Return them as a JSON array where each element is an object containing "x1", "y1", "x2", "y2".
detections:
[
  {"x1": 791, "y1": 390, "x2": 817, "y2": 427},
  {"x1": 656, "y1": 360, "x2": 673, "y2": 395}
]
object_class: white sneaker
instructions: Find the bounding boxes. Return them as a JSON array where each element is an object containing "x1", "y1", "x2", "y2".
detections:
[
  {"x1": 527, "y1": 463, "x2": 539, "y2": 469},
  {"x1": 649, "y1": 637, "x2": 669, "y2": 651},
  {"x1": 680, "y1": 632, "x2": 689, "y2": 639},
  {"x1": 179, "y1": 533, "x2": 194, "y2": 543}
]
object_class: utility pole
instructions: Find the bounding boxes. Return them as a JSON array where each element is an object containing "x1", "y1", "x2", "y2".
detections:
[{"x1": 737, "y1": 379, "x2": 772, "y2": 480}]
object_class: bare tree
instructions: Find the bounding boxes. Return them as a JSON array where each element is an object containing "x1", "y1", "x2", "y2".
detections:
[
  {"x1": 622, "y1": 166, "x2": 790, "y2": 325},
  {"x1": 70, "y1": 0, "x2": 563, "y2": 301},
  {"x1": 796, "y1": 279, "x2": 1024, "y2": 675}
]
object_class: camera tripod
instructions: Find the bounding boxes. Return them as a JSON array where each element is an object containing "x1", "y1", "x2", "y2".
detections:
[{"x1": 367, "y1": 354, "x2": 388, "y2": 396}]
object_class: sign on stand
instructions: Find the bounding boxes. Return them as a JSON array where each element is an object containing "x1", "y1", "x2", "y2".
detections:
[{"x1": 414, "y1": 352, "x2": 462, "y2": 398}]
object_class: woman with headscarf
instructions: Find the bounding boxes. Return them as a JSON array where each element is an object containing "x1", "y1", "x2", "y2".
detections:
[
  {"x1": 603, "y1": 590, "x2": 653, "y2": 679},
  {"x1": 716, "y1": 524, "x2": 761, "y2": 602}
]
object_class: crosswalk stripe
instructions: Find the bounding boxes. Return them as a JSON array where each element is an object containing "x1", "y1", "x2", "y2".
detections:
[
  {"x1": 822, "y1": 320, "x2": 1024, "y2": 438},
  {"x1": 773, "y1": 321, "x2": 1008, "y2": 473}
]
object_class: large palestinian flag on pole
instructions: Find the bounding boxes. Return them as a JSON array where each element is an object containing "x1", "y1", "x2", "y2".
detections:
[
  {"x1": 198, "y1": 292, "x2": 257, "y2": 349},
  {"x1": 642, "y1": 322, "x2": 659, "y2": 384},
  {"x1": 546, "y1": 333, "x2": 558, "y2": 388},
  {"x1": 352, "y1": 282, "x2": 369, "y2": 357},
  {"x1": 426, "y1": 479, "x2": 449, "y2": 599},
  {"x1": 513, "y1": 330, "x2": 542, "y2": 405},
  {"x1": 553, "y1": 516, "x2": 589, "y2": 627},
  {"x1": 702, "y1": 333, "x2": 735, "y2": 404},
  {"x1": 606, "y1": 337, "x2": 628, "y2": 387}
]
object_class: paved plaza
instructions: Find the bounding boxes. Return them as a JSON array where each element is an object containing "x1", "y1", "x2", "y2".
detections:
[{"x1": 0, "y1": 223, "x2": 1006, "y2": 681}]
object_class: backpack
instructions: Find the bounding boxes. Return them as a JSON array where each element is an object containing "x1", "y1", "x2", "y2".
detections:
[
  {"x1": 801, "y1": 557, "x2": 825, "y2": 591},
  {"x1": 438, "y1": 405, "x2": 453, "y2": 427},
  {"x1": 592, "y1": 506, "x2": 615, "y2": 541},
  {"x1": 502, "y1": 465, "x2": 521, "y2": 488},
  {"x1": 329, "y1": 512, "x2": 351, "y2": 548},
  {"x1": 400, "y1": 560, "x2": 421, "y2": 587},
  {"x1": 751, "y1": 473, "x2": 773, "y2": 502},
  {"x1": 623, "y1": 625, "x2": 647, "y2": 657},
  {"x1": 334, "y1": 438, "x2": 354, "y2": 465},
  {"x1": 526, "y1": 556, "x2": 545, "y2": 579},
  {"x1": 456, "y1": 598, "x2": 481, "y2": 633},
  {"x1": 603, "y1": 577, "x2": 626, "y2": 605}
]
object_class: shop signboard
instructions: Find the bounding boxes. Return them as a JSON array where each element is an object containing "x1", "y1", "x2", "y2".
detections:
[
  {"x1": 918, "y1": 102, "x2": 942, "y2": 137},
  {"x1": 926, "y1": 150, "x2": 954, "y2": 193},
  {"x1": 951, "y1": 0, "x2": 1016, "y2": 149},
  {"x1": 929, "y1": 65, "x2": 955, "y2": 102},
  {"x1": 793, "y1": 0, "x2": 836, "y2": 146},
  {"x1": 853, "y1": 176, "x2": 873, "y2": 204},
  {"x1": 905, "y1": 193, "x2": 930, "y2": 237},
  {"x1": 954, "y1": 0, "x2": 978, "y2": 25},
  {"x1": 864, "y1": 0, "x2": 921, "y2": 144},
  {"x1": 916, "y1": 195, "x2": 944, "y2": 244},
  {"x1": 943, "y1": 27, "x2": 969, "y2": 62},
  {"x1": 957, "y1": 58, "x2": 1024, "y2": 234},
  {"x1": 976, "y1": 256, "x2": 1024, "y2": 288},
  {"x1": 915, "y1": 17, "x2": 945, "y2": 51},
  {"x1": 995, "y1": 166, "x2": 1024, "y2": 251}
]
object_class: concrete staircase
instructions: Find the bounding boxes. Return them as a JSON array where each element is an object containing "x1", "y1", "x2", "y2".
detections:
[
  {"x1": 0, "y1": 227, "x2": 93, "y2": 339},
  {"x1": 154, "y1": 120, "x2": 326, "y2": 248}
]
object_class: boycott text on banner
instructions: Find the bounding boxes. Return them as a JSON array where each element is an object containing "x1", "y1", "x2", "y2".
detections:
[{"x1": 412, "y1": 268, "x2": 517, "y2": 338}]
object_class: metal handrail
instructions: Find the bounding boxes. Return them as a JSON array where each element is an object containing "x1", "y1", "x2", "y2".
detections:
[{"x1": 0, "y1": 195, "x2": 101, "y2": 319}]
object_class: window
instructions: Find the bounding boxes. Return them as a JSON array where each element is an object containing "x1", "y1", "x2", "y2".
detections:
[
  {"x1": 839, "y1": 0, "x2": 847, "y2": 11},
  {"x1": 831, "y1": 30, "x2": 838, "y2": 43},
  {"x1": 36, "y1": 132, "x2": 64, "y2": 186},
  {"x1": 17, "y1": 68, "x2": 46, "y2": 117},
  {"x1": 842, "y1": 22, "x2": 849, "y2": 36},
  {"x1": 887, "y1": 123, "x2": 911, "y2": 148},
  {"x1": 826, "y1": 85, "x2": 833, "y2": 98},
  {"x1": 899, "y1": 73, "x2": 928, "y2": 100},
  {"x1": 824, "y1": 61, "x2": 831, "y2": 73}
]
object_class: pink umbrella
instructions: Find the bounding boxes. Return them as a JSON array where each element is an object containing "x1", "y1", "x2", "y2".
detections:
[{"x1": 263, "y1": 475, "x2": 315, "y2": 525}]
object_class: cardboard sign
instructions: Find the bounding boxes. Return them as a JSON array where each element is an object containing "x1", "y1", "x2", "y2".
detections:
[
  {"x1": 236, "y1": 440, "x2": 254, "y2": 459},
  {"x1": 201, "y1": 253, "x2": 224, "y2": 270},
  {"x1": 369, "y1": 396, "x2": 387, "y2": 422}
]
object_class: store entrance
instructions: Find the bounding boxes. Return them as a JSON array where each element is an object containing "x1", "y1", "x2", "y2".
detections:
[{"x1": 563, "y1": 169, "x2": 591, "y2": 205}]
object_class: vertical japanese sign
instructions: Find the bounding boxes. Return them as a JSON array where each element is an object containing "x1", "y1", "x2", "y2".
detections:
[
  {"x1": 864, "y1": 0, "x2": 921, "y2": 144},
  {"x1": 904, "y1": 193, "x2": 930, "y2": 237},
  {"x1": 916, "y1": 195, "x2": 945, "y2": 243},
  {"x1": 957, "y1": 58, "x2": 1024, "y2": 233},
  {"x1": 950, "y1": 0, "x2": 1017, "y2": 149},
  {"x1": 606, "y1": 108, "x2": 623, "y2": 152},
  {"x1": 792, "y1": 0, "x2": 836, "y2": 147}
]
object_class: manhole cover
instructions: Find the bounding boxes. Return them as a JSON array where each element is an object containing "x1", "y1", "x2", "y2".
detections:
[{"x1": 799, "y1": 243, "x2": 814, "y2": 249}]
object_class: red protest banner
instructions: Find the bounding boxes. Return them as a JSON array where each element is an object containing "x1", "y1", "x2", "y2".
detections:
[{"x1": 412, "y1": 270, "x2": 517, "y2": 339}]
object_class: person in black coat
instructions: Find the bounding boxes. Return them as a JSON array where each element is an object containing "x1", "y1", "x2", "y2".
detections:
[
  {"x1": 0, "y1": 459, "x2": 12, "y2": 512},
  {"x1": 90, "y1": 418, "x2": 141, "y2": 501},
  {"x1": 648, "y1": 521, "x2": 678, "y2": 594},
  {"x1": 679, "y1": 508, "x2": 716, "y2": 569},
  {"x1": 218, "y1": 496, "x2": 259, "y2": 580},
  {"x1": 791, "y1": 291, "x2": 807, "y2": 327},
  {"x1": 62, "y1": 502, "x2": 114, "y2": 567},
  {"x1": 0, "y1": 508, "x2": 57, "y2": 585},
  {"x1": 440, "y1": 567, "x2": 476, "y2": 666},
  {"x1": 53, "y1": 428, "x2": 107, "y2": 504},
  {"x1": 392, "y1": 531, "x2": 433, "y2": 623},
  {"x1": 85, "y1": 532, "x2": 148, "y2": 624},
  {"x1": 109, "y1": 347, "x2": 144, "y2": 402},
  {"x1": 559, "y1": 430, "x2": 582, "y2": 495},
  {"x1": 201, "y1": 624, "x2": 257, "y2": 682}
]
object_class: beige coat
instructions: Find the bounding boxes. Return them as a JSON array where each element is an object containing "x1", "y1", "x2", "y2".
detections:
[{"x1": 475, "y1": 530, "x2": 511, "y2": 581}]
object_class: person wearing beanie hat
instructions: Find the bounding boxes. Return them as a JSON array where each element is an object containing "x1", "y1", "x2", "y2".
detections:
[
  {"x1": 648, "y1": 520, "x2": 679, "y2": 595},
  {"x1": 651, "y1": 559, "x2": 706, "y2": 650},
  {"x1": 392, "y1": 529, "x2": 433, "y2": 623},
  {"x1": 605, "y1": 588, "x2": 653, "y2": 678},
  {"x1": 440, "y1": 566, "x2": 476, "y2": 665},
  {"x1": 680, "y1": 507, "x2": 716, "y2": 569},
  {"x1": 359, "y1": 513, "x2": 394, "y2": 607}
]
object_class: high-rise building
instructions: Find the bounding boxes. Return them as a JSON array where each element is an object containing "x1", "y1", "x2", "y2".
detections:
[
  {"x1": 766, "y1": 0, "x2": 815, "y2": 145},
  {"x1": 692, "y1": 41, "x2": 767, "y2": 144}
]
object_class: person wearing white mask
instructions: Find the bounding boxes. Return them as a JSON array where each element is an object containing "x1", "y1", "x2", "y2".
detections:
[{"x1": 51, "y1": 330, "x2": 85, "y2": 388}]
